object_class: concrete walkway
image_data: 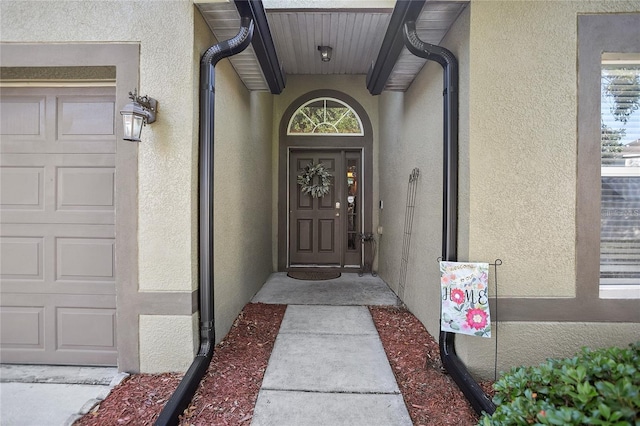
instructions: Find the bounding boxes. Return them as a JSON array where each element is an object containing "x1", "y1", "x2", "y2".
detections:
[
  {"x1": 250, "y1": 273, "x2": 412, "y2": 426},
  {"x1": 0, "y1": 273, "x2": 407, "y2": 426}
]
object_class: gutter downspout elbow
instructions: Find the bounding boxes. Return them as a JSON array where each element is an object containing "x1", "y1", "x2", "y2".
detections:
[
  {"x1": 403, "y1": 20, "x2": 496, "y2": 416},
  {"x1": 155, "y1": 17, "x2": 254, "y2": 426}
]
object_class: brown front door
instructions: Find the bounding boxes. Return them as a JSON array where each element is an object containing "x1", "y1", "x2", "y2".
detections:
[{"x1": 289, "y1": 150, "x2": 362, "y2": 267}]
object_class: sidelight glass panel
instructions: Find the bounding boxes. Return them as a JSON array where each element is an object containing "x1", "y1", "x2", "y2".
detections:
[{"x1": 346, "y1": 160, "x2": 359, "y2": 251}]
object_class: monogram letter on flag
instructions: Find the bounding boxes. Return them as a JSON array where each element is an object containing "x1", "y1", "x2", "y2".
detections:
[{"x1": 440, "y1": 262, "x2": 491, "y2": 338}]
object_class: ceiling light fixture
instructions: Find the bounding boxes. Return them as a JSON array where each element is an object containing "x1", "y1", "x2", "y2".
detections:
[{"x1": 318, "y1": 45, "x2": 332, "y2": 62}]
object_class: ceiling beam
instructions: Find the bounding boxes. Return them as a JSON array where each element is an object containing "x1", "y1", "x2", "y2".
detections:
[
  {"x1": 234, "y1": 0, "x2": 286, "y2": 94},
  {"x1": 366, "y1": 0, "x2": 425, "y2": 95}
]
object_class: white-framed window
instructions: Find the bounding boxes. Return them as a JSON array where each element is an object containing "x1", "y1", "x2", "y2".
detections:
[
  {"x1": 287, "y1": 97, "x2": 364, "y2": 136},
  {"x1": 599, "y1": 54, "x2": 640, "y2": 298}
]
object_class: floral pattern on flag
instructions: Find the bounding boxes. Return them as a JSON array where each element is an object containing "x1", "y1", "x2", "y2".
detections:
[{"x1": 440, "y1": 261, "x2": 491, "y2": 338}]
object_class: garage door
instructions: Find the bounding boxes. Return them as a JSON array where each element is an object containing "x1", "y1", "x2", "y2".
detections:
[{"x1": 0, "y1": 86, "x2": 117, "y2": 366}]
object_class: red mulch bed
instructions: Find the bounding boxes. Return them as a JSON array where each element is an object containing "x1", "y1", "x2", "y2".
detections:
[
  {"x1": 75, "y1": 303, "x2": 286, "y2": 426},
  {"x1": 370, "y1": 306, "x2": 487, "y2": 426},
  {"x1": 179, "y1": 303, "x2": 286, "y2": 425},
  {"x1": 74, "y1": 373, "x2": 183, "y2": 426},
  {"x1": 76, "y1": 303, "x2": 493, "y2": 425}
]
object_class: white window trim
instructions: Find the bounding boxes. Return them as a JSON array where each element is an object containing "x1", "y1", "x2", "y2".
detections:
[{"x1": 599, "y1": 285, "x2": 640, "y2": 299}]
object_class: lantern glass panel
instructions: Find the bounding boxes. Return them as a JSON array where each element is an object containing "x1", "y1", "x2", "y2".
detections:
[{"x1": 122, "y1": 113, "x2": 144, "y2": 142}]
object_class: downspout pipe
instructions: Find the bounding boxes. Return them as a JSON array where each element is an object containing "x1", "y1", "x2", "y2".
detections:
[
  {"x1": 403, "y1": 21, "x2": 496, "y2": 416},
  {"x1": 155, "y1": 17, "x2": 254, "y2": 426}
]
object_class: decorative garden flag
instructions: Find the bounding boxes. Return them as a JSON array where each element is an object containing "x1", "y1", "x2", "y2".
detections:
[{"x1": 440, "y1": 261, "x2": 491, "y2": 338}]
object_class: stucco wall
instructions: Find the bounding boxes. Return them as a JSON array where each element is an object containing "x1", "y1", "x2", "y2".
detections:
[
  {"x1": 459, "y1": 0, "x2": 640, "y2": 378},
  {"x1": 1, "y1": 0, "x2": 201, "y2": 372},
  {"x1": 271, "y1": 74, "x2": 380, "y2": 270},
  {"x1": 139, "y1": 313, "x2": 198, "y2": 374},
  {"x1": 1, "y1": 1, "x2": 275, "y2": 372},
  {"x1": 213, "y1": 84, "x2": 275, "y2": 341},
  {"x1": 469, "y1": 1, "x2": 575, "y2": 298},
  {"x1": 1, "y1": 0, "x2": 198, "y2": 294},
  {"x1": 468, "y1": 0, "x2": 640, "y2": 298},
  {"x1": 197, "y1": 6, "x2": 275, "y2": 348},
  {"x1": 458, "y1": 321, "x2": 640, "y2": 379},
  {"x1": 377, "y1": 90, "x2": 406, "y2": 291},
  {"x1": 378, "y1": 5, "x2": 471, "y2": 340},
  {"x1": 379, "y1": 1, "x2": 640, "y2": 379}
]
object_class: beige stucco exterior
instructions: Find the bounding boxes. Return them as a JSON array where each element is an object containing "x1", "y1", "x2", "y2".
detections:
[
  {"x1": 195, "y1": 5, "x2": 276, "y2": 356},
  {"x1": 139, "y1": 313, "x2": 199, "y2": 373},
  {"x1": 213, "y1": 81, "x2": 275, "y2": 340},
  {"x1": 378, "y1": 1, "x2": 640, "y2": 379},
  {"x1": 1, "y1": 1, "x2": 198, "y2": 295},
  {"x1": 457, "y1": 321, "x2": 640, "y2": 379},
  {"x1": 1, "y1": 1, "x2": 275, "y2": 373},
  {"x1": 1, "y1": 0, "x2": 639, "y2": 379},
  {"x1": 378, "y1": 3, "x2": 471, "y2": 340},
  {"x1": 466, "y1": 0, "x2": 639, "y2": 299}
]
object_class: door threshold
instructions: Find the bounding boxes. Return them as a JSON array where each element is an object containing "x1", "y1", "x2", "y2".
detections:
[
  {"x1": 285, "y1": 266, "x2": 363, "y2": 273},
  {"x1": 289, "y1": 265, "x2": 340, "y2": 268}
]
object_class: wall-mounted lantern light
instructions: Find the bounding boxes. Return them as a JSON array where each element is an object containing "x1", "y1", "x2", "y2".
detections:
[
  {"x1": 318, "y1": 45, "x2": 332, "y2": 62},
  {"x1": 119, "y1": 89, "x2": 157, "y2": 142}
]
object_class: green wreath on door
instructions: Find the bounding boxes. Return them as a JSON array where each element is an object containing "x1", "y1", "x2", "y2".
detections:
[{"x1": 297, "y1": 162, "x2": 332, "y2": 198}]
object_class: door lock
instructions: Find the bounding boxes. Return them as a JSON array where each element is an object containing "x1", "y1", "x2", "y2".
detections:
[{"x1": 335, "y1": 201, "x2": 340, "y2": 209}]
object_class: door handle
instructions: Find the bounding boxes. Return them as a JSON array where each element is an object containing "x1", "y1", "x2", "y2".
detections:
[{"x1": 336, "y1": 213, "x2": 340, "y2": 217}]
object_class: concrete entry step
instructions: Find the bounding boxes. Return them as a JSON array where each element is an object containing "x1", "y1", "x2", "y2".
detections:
[
  {"x1": 252, "y1": 272, "x2": 400, "y2": 306},
  {"x1": 251, "y1": 305, "x2": 412, "y2": 425},
  {"x1": 0, "y1": 364, "x2": 120, "y2": 386}
]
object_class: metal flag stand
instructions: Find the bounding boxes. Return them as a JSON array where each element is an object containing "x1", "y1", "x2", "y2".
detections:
[{"x1": 437, "y1": 258, "x2": 502, "y2": 380}]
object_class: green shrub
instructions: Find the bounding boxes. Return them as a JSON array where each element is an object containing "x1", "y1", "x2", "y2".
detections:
[{"x1": 478, "y1": 342, "x2": 640, "y2": 426}]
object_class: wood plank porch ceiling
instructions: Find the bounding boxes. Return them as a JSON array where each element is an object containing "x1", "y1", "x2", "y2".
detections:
[{"x1": 196, "y1": 1, "x2": 468, "y2": 92}]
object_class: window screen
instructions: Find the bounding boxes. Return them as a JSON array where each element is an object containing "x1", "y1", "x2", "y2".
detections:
[{"x1": 600, "y1": 58, "x2": 640, "y2": 287}]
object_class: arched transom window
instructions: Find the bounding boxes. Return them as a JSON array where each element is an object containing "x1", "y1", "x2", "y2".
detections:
[{"x1": 287, "y1": 97, "x2": 364, "y2": 136}]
